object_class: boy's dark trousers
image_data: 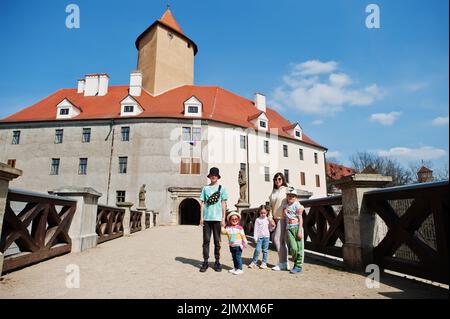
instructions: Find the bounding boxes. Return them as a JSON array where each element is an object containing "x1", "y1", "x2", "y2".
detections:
[{"x1": 203, "y1": 221, "x2": 221, "y2": 261}]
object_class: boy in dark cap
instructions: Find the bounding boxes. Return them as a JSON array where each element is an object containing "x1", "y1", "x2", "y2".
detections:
[{"x1": 199, "y1": 167, "x2": 228, "y2": 272}]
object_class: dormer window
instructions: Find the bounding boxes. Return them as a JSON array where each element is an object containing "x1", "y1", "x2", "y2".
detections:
[
  {"x1": 184, "y1": 96, "x2": 202, "y2": 117},
  {"x1": 56, "y1": 98, "x2": 81, "y2": 119},
  {"x1": 248, "y1": 111, "x2": 269, "y2": 131},
  {"x1": 282, "y1": 123, "x2": 303, "y2": 140},
  {"x1": 124, "y1": 105, "x2": 134, "y2": 113},
  {"x1": 260, "y1": 120, "x2": 267, "y2": 128},
  {"x1": 120, "y1": 96, "x2": 143, "y2": 117}
]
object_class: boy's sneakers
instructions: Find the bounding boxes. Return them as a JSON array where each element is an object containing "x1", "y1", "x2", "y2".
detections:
[
  {"x1": 199, "y1": 261, "x2": 209, "y2": 272},
  {"x1": 213, "y1": 261, "x2": 222, "y2": 272},
  {"x1": 233, "y1": 269, "x2": 244, "y2": 275},
  {"x1": 259, "y1": 263, "x2": 268, "y2": 269},
  {"x1": 229, "y1": 268, "x2": 237, "y2": 274},
  {"x1": 248, "y1": 262, "x2": 257, "y2": 269},
  {"x1": 271, "y1": 262, "x2": 290, "y2": 271},
  {"x1": 290, "y1": 266, "x2": 303, "y2": 274}
]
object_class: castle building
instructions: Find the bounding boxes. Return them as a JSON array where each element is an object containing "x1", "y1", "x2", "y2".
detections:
[{"x1": 0, "y1": 9, "x2": 327, "y2": 225}]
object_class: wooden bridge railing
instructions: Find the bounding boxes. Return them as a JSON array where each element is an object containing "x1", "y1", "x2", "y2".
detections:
[
  {"x1": 364, "y1": 181, "x2": 449, "y2": 284},
  {"x1": 301, "y1": 195, "x2": 345, "y2": 258},
  {"x1": 96, "y1": 205, "x2": 125, "y2": 244},
  {"x1": 130, "y1": 210, "x2": 142, "y2": 233},
  {"x1": 0, "y1": 189, "x2": 77, "y2": 274}
]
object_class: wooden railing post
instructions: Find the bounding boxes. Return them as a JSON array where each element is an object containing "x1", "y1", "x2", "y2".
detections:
[
  {"x1": 335, "y1": 174, "x2": 392, "y2": 270},
  {"x1": 0, "y1": 163, "x2": 22, "y2": 275},
  {"x1": 117, "y1": 202, "x2": 133, "y2": 236},
  {"x1": 49, "y1": 187, "x2": 102, "y2": 253}
]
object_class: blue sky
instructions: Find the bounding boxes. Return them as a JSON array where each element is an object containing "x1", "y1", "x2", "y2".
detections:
[{"x1": 0, "y1": 0, "x2": 448, "y2": 171}]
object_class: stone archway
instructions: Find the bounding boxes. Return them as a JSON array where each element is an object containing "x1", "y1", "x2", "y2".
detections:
[{"x1": 179, "y1": 198, "x2": 201, "y2": 225}]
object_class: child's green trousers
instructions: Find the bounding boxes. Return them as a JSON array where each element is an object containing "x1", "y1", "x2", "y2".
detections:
[{"x1": 287, "y1": 226, "x2": 304, "y2": 268}]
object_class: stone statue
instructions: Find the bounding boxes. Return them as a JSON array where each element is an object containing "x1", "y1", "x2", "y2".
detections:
[
  {"x1": 238, "y1": 170, "x2": 247, "y2": 203},
  {"x1": 139, "y1": 184, "x2": 146, "y2": 208}
]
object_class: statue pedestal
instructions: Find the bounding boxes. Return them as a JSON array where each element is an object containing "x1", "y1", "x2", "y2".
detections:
[{"x1": 235, "y1": 202, "x2": 250, "y2": 215}]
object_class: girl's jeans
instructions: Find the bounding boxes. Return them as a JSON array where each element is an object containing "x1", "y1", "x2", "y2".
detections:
[
  {"x1": 229, "y1": 246, "x2": 243, "y2": 270},
  {"x1": 252, "y1": 237, "x2": 270, "y2": 264}
]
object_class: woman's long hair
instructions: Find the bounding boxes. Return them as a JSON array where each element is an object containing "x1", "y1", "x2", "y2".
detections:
[{"x1": 272, "y1": 172, "x2": 288, "y2": 190}]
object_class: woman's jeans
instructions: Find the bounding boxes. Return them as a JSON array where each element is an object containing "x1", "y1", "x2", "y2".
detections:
[
  {"x1": 229, "y1": 246, "x2": 243, "y2": 270},
  {"x1": 252, "y1": 237, "x2": 270, "y2": 264}
]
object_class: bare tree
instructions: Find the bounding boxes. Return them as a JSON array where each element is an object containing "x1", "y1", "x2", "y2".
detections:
[{"x1": 349, "y1": 152, "x2": 413, "y2": 186}]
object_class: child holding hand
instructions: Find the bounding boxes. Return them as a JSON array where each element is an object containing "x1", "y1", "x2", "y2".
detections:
[
  {"x1": 222, "y1": 211, "x2": 248, "y2": 275},
  {"x1": 248, "y1": 205, "x2": 273, "y2": 269}
]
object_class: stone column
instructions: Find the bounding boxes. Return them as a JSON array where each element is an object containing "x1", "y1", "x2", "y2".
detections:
[
  {"x1": 49, "y1": 187, "x2": 102, "y2": 253},
  {"x1": 137, "y1": 206, "x2": 147, "y2": 231},
  {"x1": 0, "y1": 163, "x2": 22, "y2": 275},
  {"x1": 116, "y1": 202, "x2": 134, "y2": 236},
  {"x1": 235, "y1": 202, "x2": 250, "y2": 216},
  {"x1": 334, "y1": 174, "x2": 392, "y2": 270},
  {"x1": 153, "y1": 211, "x2": 159, "y2": 227}
]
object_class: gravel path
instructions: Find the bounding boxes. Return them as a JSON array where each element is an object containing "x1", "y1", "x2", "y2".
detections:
[{"x1": 0, "y1": 226, "x2": 447, "y2": 299}]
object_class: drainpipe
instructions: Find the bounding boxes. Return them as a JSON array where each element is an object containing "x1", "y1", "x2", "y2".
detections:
[
  {"x1": 106, "y1": 119, "x2": 115, "y2": 205},
  {"x1": 246, "y1": 131, "x2": 250, "y2": 204}
]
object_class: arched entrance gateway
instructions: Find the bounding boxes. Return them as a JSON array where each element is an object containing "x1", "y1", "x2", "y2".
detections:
[{"x1": 179, "y1": 198, "x2": 201, "y2": 225}]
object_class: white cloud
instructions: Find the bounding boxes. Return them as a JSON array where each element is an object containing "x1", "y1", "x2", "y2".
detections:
[
  {"x1": 293, "y1": 60, "x2": 338, "y2": 76},
  {"x1": 377, "y1": 146, "x2": 447, "y2": 161},
  {"x1": 432, "y1": 116, "x2": 449, "y2": 126},
  {"x1": 404, "y1": 82, "x2": 428, "y2": 92},
  {"x1": 269, "y1": 60, "x2": 383, "y2": 115},
  {"x1": 312, "y1": 119, "x2": 324, "y2": 125},
  {"x1": 370, "y1": 112, "x2": 402, "y2": 126},
  {"x1": 326, "y1": 151, "x2": 342, "y2": 158}
]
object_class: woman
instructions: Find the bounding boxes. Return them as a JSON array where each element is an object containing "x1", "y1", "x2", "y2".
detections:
[{"x1": 268, "y1": 172, "x2": 290, "y2": 271}]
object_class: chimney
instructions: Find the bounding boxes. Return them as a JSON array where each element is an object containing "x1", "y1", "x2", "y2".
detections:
[
  {"x1": 77, "y1": 79, "x2": 85, "y2": 94},
  {"x1": 84, "y1": 74, "x2": 99, "y2": 96},
  {"x1": 255, "y1": 93, "x2": 266, "y2": 112},
  {"x1": 98, "y1": 74, "x2": 109, "y2": 96},
  {"x1": 129, "y1": 71, "x2": 142, "y2": 96}
]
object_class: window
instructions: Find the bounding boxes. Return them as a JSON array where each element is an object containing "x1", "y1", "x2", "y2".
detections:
[
  {"x1": 12, "y1": 131, "x2": 20, "y2": 145},
  {"x1": 284, "y1": 169, "x2": 290, "y2": 184},
  {"x1": 283, "y1": 145, "x2": 288, "y2": 157},
  {"x1": 55, "y1": 129, "x2": 64, "y2": 144},
  {"x1": 240, "y1": 163, "x2": 247, "y2": 174},
  {"x1": 82, "y1": 128, "x2": 91, "y2": 143},
  {"x1": 316, "y1": 174, "x2": 321, "y2": 187},
  {"x1": 188, "y1": 106, "x2": 199, "y2": 113},
  {"x1": 180, "y1": 158, "x2": 190, "y2": 174},
  {"x1": 264, "y1": 167, "x2": 270, "y2": 182},
  {"x1": 295, "y1": 130, "x2": 301, "y2": 138},
  {"x1": 180, "y1": 158, "x2": 201, "y2": 174},
  {"x1": 264, "y1": 140, "x2": 269, "y2": 154},
  {"x1": 121, "y1": 127, "x2": 130, "y2": 142},
  {"x1": 192, "y1": 128, "x2": 201, "y2": 142},
  {"x1": 79, "y1": 158, "x2": 88, "y2": 175},
  {"x1": 299, "y1": 149, "x2": 304, "y2": 161},
  {"x1": 116, "y1": 191, "x2": 126, "y2": 203},
  {"x1": 50, "y1": 158, "x2": 60, "y2": 175},
  {"x1": 124, "y1": 105, "x2": 134, "y2": 113},
  {"x1": 300, "y1": 172, "x2": 306, "y2": 186},
  {"x1": 60, "y1": 108, "x2": 69, "y2": 115},
  {"x1": 314, "y1": 153, "x2": 319, "y2": 164},
  {"x1": 240, "y1": 135, "x2": 246, "y2": 149},
  {"x1": 191, "y1": 158, "x2": 201, "y2": 175},
  {"x1": 7, "y1": 159, "x2": 16, "y2": 168},
  {"x1": 119, "y1": 157, "x2": 128, "y2": 174},
  {"x1": 259, "y1": 120, "x2": 267, "y2": 128},
  {"x1": 182, "y1": 127, "x2": 191, "y2": 141}
]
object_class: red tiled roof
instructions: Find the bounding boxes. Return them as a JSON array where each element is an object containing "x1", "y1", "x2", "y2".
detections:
[
  {"x1": 326, "y1": 162, "x2": 355, "y2": 181},
  {"x1": 247, "y1": 111, "x2": 264, "y2": 122},
  {"x1": 282, "y1": 123, "x2": 298, "y2": 131},
  {"x1": 159, "y1": 9, "x2": 184, "y2": 35},
  {"x1": 418, "y1": 166, "x2": 433, "y2": 173},
  {"x1": 0, "y1": 85, "x2": 326, "y2": 149}
]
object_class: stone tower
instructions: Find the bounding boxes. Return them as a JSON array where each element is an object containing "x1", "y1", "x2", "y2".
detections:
[{"x1": 135, "y1": 9, "x2": 198, "y2": 96}]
